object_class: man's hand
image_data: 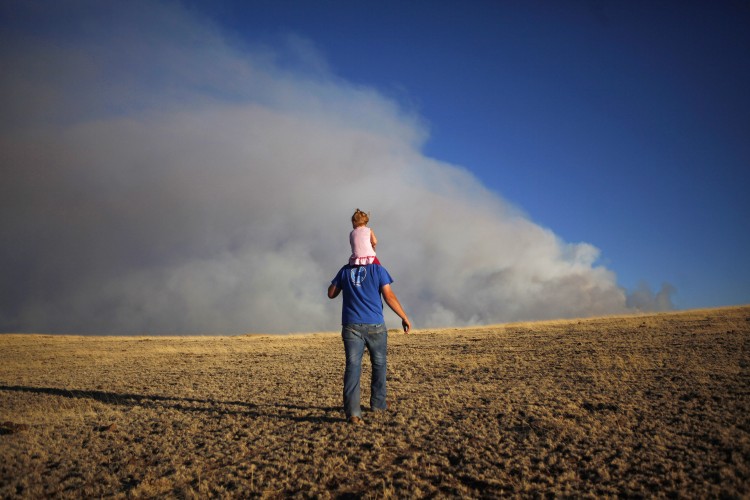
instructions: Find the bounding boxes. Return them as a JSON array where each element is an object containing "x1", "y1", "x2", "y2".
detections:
[
  {"x1": 381, "y1": 284, "x2": 411, "y2": 334},
  {"x1": 402, "y1": 318, "x2": 411, "y2": 334}
]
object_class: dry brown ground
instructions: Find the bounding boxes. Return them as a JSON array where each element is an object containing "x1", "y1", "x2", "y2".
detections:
[{"x1": 1, "y1": 306, "x2": 749, "y2": 498}]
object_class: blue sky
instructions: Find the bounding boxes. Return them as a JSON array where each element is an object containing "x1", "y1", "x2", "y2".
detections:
[
  {"x1": 1, "y1": 1, "x2": 748, "y2": 333},
  {"x1": 186, "y1": 0, "x2": 750, "y2": 309}
]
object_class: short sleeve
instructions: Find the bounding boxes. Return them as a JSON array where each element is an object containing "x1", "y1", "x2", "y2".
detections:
[
  {"x1": 376, "y1": 265, "x2": 394, "y2": 288},
  {"x1": 330, "y1": 266, "x2": 345, "y2": 287}
]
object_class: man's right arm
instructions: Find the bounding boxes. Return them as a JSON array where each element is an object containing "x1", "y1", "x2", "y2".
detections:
[{"x1": 381, "y1": 284, "x2": 411, "y2": 333}]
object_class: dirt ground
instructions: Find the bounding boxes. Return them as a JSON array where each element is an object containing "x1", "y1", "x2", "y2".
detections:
[{"x1": 1, "y1": 306, "x2": 749, "y2": 498}]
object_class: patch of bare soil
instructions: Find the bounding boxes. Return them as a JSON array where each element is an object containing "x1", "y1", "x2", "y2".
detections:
[{"x1": 1, "y1": 306, "x2": 749, "y2": 497}]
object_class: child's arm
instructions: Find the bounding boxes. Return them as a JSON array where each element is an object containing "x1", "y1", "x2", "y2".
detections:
[{"x1": 370, "y1": 229, "x2": 378, "y2": 250}]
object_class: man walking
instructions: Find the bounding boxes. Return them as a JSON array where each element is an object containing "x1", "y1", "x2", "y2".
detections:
[{"x1": 328, "y1": 263, "x2": 411, "y2": 425}]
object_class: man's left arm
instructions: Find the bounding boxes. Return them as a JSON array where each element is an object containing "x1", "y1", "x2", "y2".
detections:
[{"x1": 328, "y1": 283, "x2": 341, "y2": 299}]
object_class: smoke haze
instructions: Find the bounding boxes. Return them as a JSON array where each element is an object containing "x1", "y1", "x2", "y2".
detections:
[{"x1": 0, "y1": 2, "x2": 673, "y2": 333}]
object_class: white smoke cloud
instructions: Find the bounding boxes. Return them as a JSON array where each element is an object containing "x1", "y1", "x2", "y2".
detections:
[
  {"x1": 0, "y1": 1, "x2": 668, "y2": 333},
  {"x1": 626, "y1": 282, "x2": 676, "y2": 312}
]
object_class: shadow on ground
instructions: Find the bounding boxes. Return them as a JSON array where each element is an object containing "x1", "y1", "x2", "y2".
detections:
[{"x1": 0, "y1": 384, "x2": 341, "y2": 424}]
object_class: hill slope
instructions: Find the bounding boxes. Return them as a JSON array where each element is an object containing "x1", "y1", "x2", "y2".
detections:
[{"x1": 2, "y1": 306, "x2": 749, "y2": 497}]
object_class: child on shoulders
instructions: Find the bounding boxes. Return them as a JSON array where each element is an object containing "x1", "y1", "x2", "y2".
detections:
[{"x1": 349, "y1": 208, "x2": 380, "y2": 266}]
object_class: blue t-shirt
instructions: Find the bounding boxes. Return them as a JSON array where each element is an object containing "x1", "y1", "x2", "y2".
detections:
[{"x1": 331, "y1": 264, "x2": 394, "y2": 325}]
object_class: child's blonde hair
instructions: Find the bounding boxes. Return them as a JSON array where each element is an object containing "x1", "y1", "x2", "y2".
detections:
[{"x1": 351, "y1": 208, "x2": 370, "y2": 227}]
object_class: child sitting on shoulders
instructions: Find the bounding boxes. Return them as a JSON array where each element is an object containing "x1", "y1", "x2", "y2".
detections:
[{"x1": 349, "y1": 208, "x2": 380, "y2": 266}]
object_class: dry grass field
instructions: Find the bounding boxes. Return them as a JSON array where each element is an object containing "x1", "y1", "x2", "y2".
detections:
[{"x1": 1, "y1": 306, "x2": 749, "y2": 498}]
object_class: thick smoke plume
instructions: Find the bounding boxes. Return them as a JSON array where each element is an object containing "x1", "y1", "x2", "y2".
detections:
[{"x1": 0, "y1": 2, "x2": 672, "y2": 333}]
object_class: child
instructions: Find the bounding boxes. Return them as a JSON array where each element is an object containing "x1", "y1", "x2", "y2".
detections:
[{"x1": 349, "y1": 208, "x2": 381, "y2": 266}]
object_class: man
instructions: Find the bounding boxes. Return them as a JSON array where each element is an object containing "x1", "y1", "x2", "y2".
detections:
[{"x1": 328, "y1": 262, "x2": 411, "y2": 425}]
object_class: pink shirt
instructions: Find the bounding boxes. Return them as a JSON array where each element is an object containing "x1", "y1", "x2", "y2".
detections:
[{"x1": 349, "y1": 226, "x2": 377, "y2": 265}]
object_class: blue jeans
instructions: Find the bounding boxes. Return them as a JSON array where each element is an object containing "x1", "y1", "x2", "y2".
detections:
[{"x1": 341, "y1": 323, "x2": 388, "y2": 418}]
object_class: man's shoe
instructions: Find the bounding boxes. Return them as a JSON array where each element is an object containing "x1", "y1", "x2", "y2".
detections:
[
  {"x1": 348, "y1": 416, "x2": 364, "y2": 425},
  {"x1": 371, "y1": 401, "x2": 392, "y2": 412}
]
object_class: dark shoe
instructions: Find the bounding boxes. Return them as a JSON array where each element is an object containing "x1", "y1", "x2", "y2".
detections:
[{"x1": 348, "y1": 416, "x2": 364, "y2": 425}]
